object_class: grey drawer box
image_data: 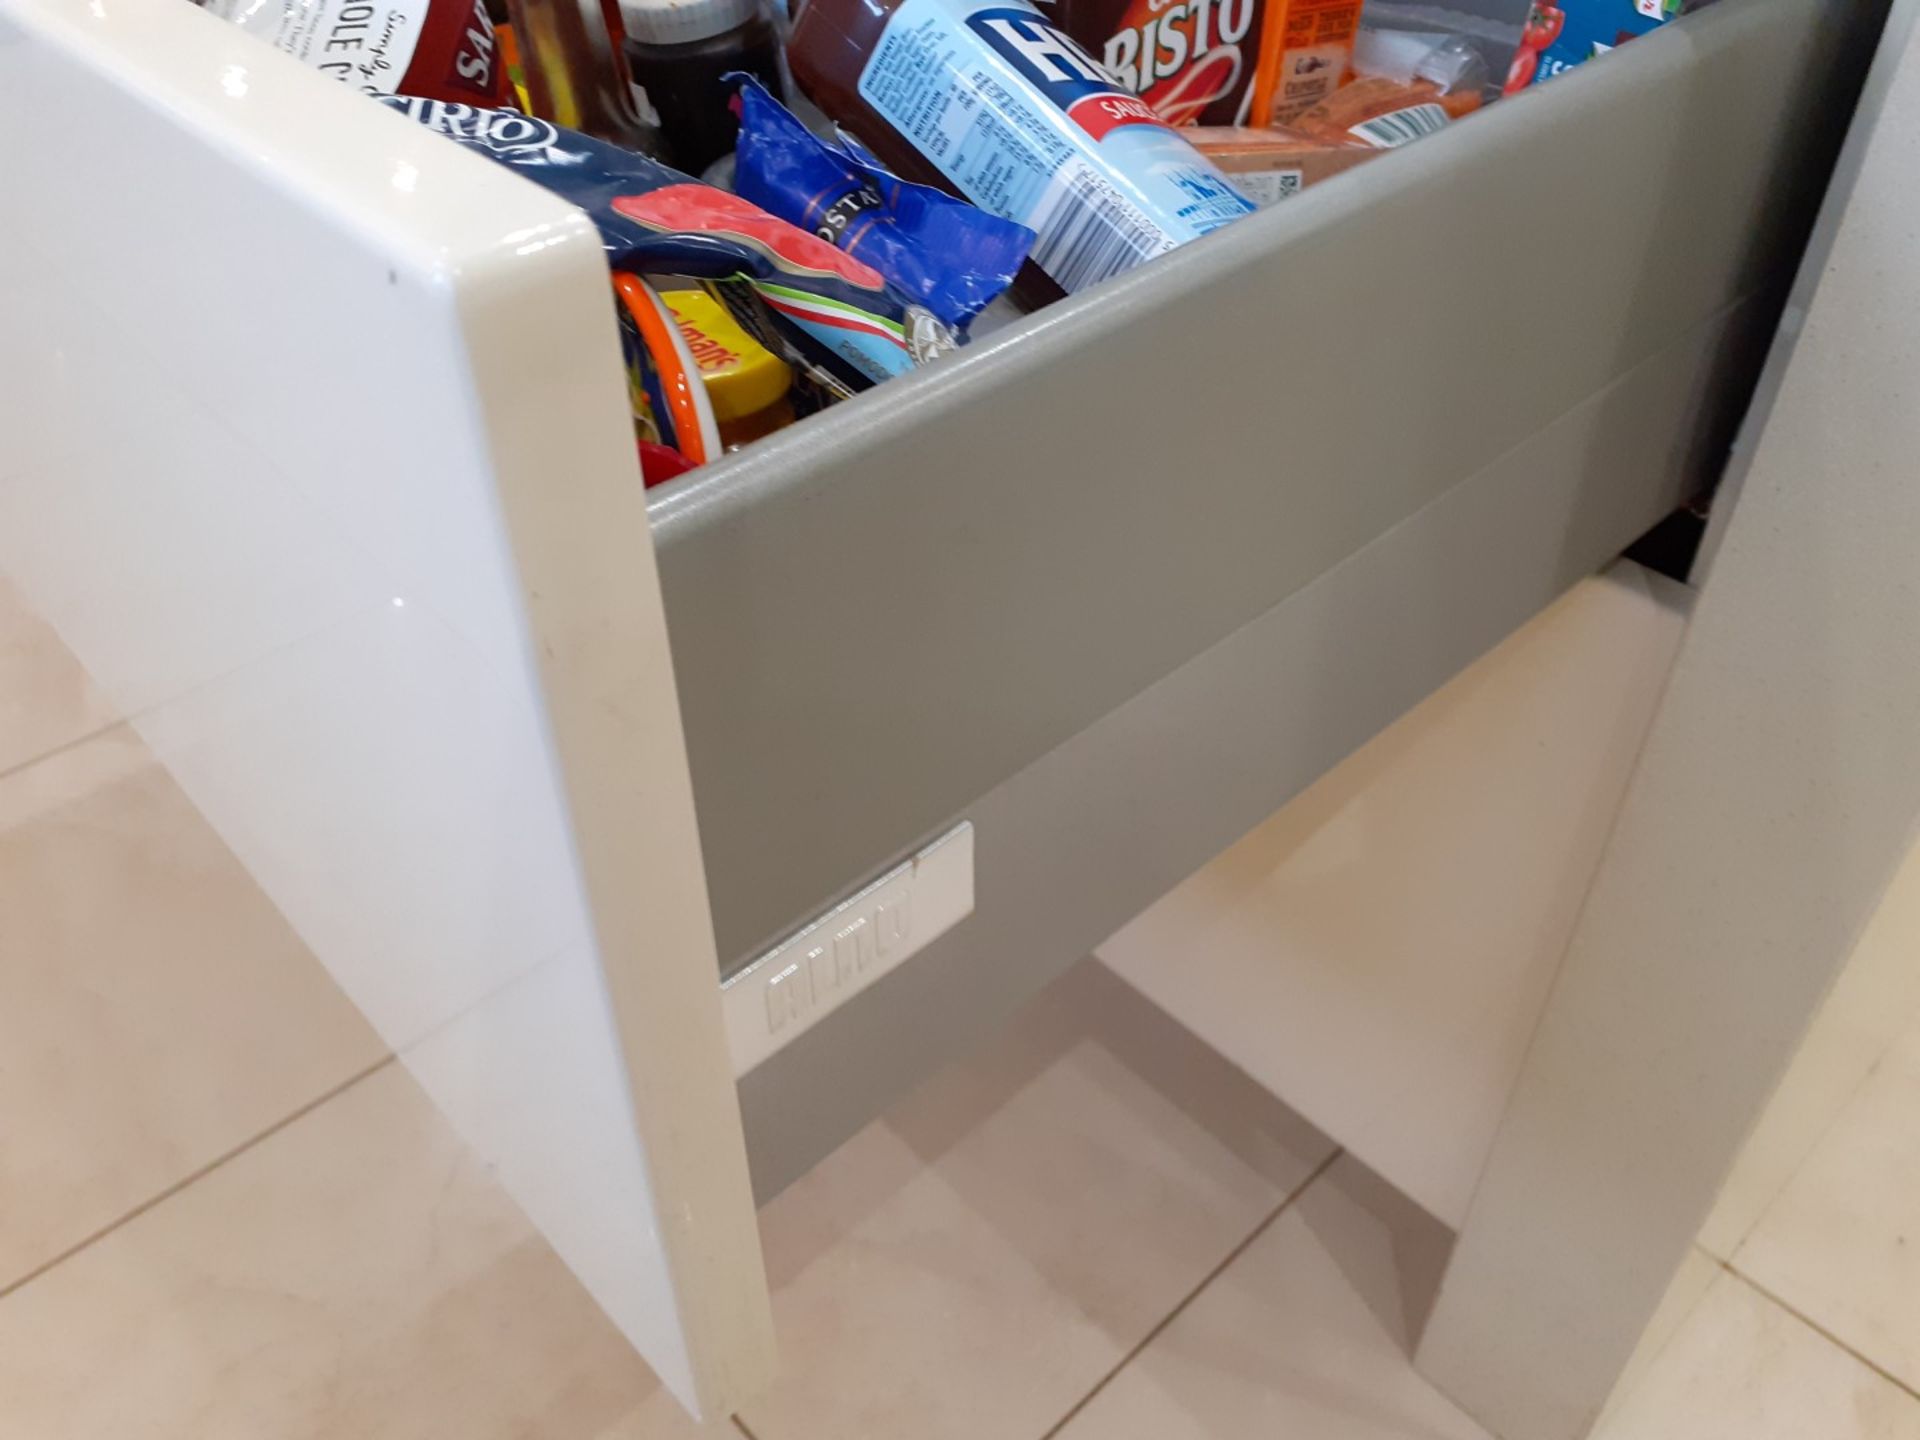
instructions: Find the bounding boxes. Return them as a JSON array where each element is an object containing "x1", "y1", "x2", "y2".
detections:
[{"x1": 650, "y1": 0, "x2": 1883, "y2": 1190}]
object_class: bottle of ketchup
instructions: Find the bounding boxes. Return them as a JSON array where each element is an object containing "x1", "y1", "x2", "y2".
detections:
[
  {"x1": 786, "y1": 0, "x2": 1255, "y2": 298},
  {"x1": 199, "y1": 0, "x2": 514, "y2": 106}
]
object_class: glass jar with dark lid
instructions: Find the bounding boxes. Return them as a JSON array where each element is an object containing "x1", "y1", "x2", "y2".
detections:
[{"x1": 620, "y1": 0, "x2": 787, "y2": 174}]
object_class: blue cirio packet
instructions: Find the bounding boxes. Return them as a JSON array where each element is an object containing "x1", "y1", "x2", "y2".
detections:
[{"x1": 387, "y1": 97, "x2": 955, "y2": 393}]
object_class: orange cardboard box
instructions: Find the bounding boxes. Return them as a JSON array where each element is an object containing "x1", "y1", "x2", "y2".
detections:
[
  {"x1": 1247, "y1": 0, "x2": 1364, "y2": 124},
  {"x1": 1188, "y1": 124, "x2": 1378, "y2": 205},
  {"x1": 1290, "y1": 74, "x2": 1482, "y2": 149}
]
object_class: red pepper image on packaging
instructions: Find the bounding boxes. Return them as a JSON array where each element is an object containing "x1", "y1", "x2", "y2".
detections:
[
  {"x1": 198, "y1": 0, "x2": 511, "y2": 105},
  {"x1": 1506, "y1": 0, "x2": 1567, "y2": 91}
]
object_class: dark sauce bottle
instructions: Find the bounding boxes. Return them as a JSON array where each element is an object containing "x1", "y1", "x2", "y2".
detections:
[{"x1": 622, "y1": 0, "x2": 788, "y2": 173}]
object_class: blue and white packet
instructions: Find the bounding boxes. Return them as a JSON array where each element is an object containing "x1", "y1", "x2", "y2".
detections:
[
  {"x1": 834, "y1": 0, "x2": 1256, "y2": 294},
  {"x1": 731, "y1": 77, "x2": 1035, "y2": 332},
  {"x1": 386, "y1": 97, "x2": 954, "y2": 393}
]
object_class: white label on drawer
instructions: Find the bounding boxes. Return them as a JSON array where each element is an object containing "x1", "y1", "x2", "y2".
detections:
[
  {"x1": 204, "y1": 0, "x2": 429, "y2": 96},
  {"x1": 722, "y1": 822, "x2": 975, "y2": 1075}
]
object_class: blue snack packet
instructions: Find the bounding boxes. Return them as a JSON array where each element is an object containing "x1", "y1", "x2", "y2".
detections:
[
  {"x1": 386, "y1": 98, "x2": 954, "y2": 392},
  {"x1": 1527, "y1": 0, "x2": 1681, "y2": 87},
  {"x1": 731, "y1": 78, "x2": 1035, "y2": 331}
]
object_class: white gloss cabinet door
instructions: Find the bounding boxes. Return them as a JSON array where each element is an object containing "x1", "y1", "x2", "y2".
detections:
[{"x1": 0, "y1": 0, "x2": 773, "y2": 1420}]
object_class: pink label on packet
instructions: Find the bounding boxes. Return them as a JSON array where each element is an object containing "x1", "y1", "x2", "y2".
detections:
[{"x1": 612, "y1": 188, "x2": 889, "y2": 291}]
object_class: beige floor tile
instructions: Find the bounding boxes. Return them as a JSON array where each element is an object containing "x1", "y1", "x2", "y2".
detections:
[
  {"x1": 0, "y1": 1062, "x2": 713, "y2": 1440},
  {"x1": 1096, "y1": 567, "x2": 1690, "y2": 1231},
  {"x1": 1699, "y1": 838, "x2": 1920, "y2": 1261},
  {"x1": 740, "y1": 960, "x2": 1335, "y2": 1440},
  {"x1": 0, "y1": 576, "x2": 117, "y2": 777},
  {"x1": 1053, "y1": 1154, "x2": 1487, "y2": 1440},
  {"x1": 1593, "y1": 1273, "x2": 1920, "y2": 1440},
  {"x1": 1598, "y1": 1247, "x2": 1722, "y2": 1425},
  {"x1": 0, "y1": 728, "x2": 387, "y2": 1289},
  {"x1": 1734, "y1": 1022, "x2": 1920, "y2": 1394}
]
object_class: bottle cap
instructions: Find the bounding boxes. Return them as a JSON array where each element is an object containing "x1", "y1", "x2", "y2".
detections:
[
  {"x1": 661, "y1": 290, "x2": 793, "y2": 421},
  {"x1": 621, "y1": 0, "x2": 761, "y2": 45}
]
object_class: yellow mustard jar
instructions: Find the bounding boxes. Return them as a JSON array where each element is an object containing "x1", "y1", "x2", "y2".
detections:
[{"x1": 662, "y1": 289, "x2": 796, "y2": 449}]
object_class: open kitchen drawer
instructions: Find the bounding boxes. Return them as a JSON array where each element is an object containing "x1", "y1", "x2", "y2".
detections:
[
  {"x1": 671, "y1": 0, "x2": 1881, "y2": 1188},
  {"x1": 0, "y1": 0, "x2": 1885, "y2": 1426}
]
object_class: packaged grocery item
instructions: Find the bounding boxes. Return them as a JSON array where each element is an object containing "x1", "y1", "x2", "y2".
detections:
[
  {"x1": 1052, "y1": 0, "x2": 1270, "y2": 125},
  {"x1": 1350, "y1": 28, "x2": 1489, "y2": 97},
  {"x1": 1187, "y1": 125, "x2": 1375, "y2": 203},
  {"x1": 502, "y1": 0, "x2": 658, "y2": 147},
  {"x1": 732, "y1": 78, "x2": 1034, "y2": 330},
  {"x1": 197, "y1": 0, "x2": 511, "y2": 103},
  {"x1": 1508, "y1": 0, "x2": 1679, "y2": 90},
  {"x1": 662, "y1": 289, "x2": 799, "y2": 447},
  {"x1": 1290, "y1": 73, "x2": 1476, "y2": 148},
  {"x1": 639, "y1": 440, "x2": 700, "y2": 484},
  {"x1": 491, "y1": 7, "x2": 536, "y2": 108},
  {"x1": 386, "y1": 99, "x2": 953, "y2": 392},
  {"x1": 614, "y1": 273, "x2": 724, "y2": 464},
  {"x1": 1247, "y1": 0, "x2": 1364, "y2": 125},
  {"x1": 786, "y1": 0, "x2": 1255, "y2": 297},
  {"x1": 621, "y1": 0, "x2": 787, "y2": 174}
]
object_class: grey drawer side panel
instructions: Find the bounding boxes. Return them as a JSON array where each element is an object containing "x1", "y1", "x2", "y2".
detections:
[
  {"x1": 657, "y1": 0, "x2": 1876, "y2": 965},
  {"x1": 739, "y1": 293, "x2": 1774, "y2": 1200}
]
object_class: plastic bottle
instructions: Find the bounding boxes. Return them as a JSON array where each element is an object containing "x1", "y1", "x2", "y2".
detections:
[
  {"x1": 504, "y1": 0, "x2": 659, "y2": 150},
  {"x1": 787, "y1": 0, "x2": 1254, "y2": 298},
  {"x1": 197, "y1": 0, "x2": 512, "y2": 104},
  {"x1": 621, "y1": 0, "x2": 787, "y2": 174}
]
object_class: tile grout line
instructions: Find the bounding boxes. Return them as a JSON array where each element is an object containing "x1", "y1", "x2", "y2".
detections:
[
  {"x1": 0, "y1": 1052, "x2": 398, "y2": 1302},
  {"x1": 1, "y1": 590, "x2": 406, "y2": 793},
  {"x1": 1718, "y1": 1260, "x2": 1920, "y2": 1406},
  {"x1": 1709, "y1": 1024, "x2": 1917, "y2": 1272},
  {"x1": 1030, "y1": 1147, "x2": 1345, "y2": 1440},
  {"x1": 0, "y1": 716, "x2": 124, "y2": 787}
]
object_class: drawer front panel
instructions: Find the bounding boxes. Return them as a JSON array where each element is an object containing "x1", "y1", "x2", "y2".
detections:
[{"x1": 0, "y1": 0, "x2": 773, "y2": 1414}]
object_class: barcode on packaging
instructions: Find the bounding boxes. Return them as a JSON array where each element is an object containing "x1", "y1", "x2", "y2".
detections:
[
  {"x1": 1028, "y1": 160, "x2": 1177, "y2": 292},
  {"x1": 1233, "y1": 167, "x2": 1305, "y2": 206},
  {"x1": 1348, "y1": 102, "x2": 1449, "y2": 148}
]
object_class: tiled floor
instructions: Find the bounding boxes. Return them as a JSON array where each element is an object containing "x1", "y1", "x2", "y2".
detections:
[
  {"x1": 0, "y1": 575, "x2": 118, "y2": 778},
  {"x1": 6, "y1": 582, "x2": 1920, "y2": 1440},
  {"x1": 1733, "y1": 1027, "x2": 1920, "y2": 1399},
  {"x1": 0, "y1": 725, "x2": 387, "y2": 1290}
]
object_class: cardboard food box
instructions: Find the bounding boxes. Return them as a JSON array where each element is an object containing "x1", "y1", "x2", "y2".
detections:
[
  {"x1": 1510, "y1": 0, "x2": 1684, "y2": 89},
  {"x1": 1052, "y1": 0, "x2": 1273, "y2": 125},
  {"x1": 1187, "y1": 124, "x2": 1379, "y2": 203}
]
